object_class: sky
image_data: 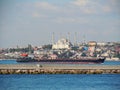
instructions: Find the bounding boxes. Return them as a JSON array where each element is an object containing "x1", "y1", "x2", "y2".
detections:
[{"x1": 0, "y1": 0, "x2": 120, "y2": 48}]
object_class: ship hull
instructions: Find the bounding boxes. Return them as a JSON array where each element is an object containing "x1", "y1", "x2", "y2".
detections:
[{"x1": 16, "y1": 58, "x2": 105, "y2": 64}]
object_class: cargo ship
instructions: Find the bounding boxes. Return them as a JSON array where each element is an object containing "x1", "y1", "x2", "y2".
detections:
[
  {"x1": 16, "y1": 57, "x2": 105, "y2": 64},
  {"x1": 16, "y1": 53, "x2": 105, "y2": 64}
]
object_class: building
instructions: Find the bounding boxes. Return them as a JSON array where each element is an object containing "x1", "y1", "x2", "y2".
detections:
[
  {"x1": 88, "y1": 41, "x2": 97, "y2": 56},
  {"x1": 52, "y1": 38, "x2": 72, "y2": 49}
]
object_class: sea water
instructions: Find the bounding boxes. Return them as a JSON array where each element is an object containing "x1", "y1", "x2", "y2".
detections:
[
  {"x1": 0, "y1": 74, "x2": 120, "y2": 90},
  {"x1": 0, "y1": 60, "x2": 120, "y2": 90}
]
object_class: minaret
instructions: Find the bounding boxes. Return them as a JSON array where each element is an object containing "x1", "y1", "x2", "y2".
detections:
[
  {"x1": 74, "y1": 32, "x2": 77, "y2": 46},
  {"x1": 83, "y1": 35, "x2": 86, "y2": 45},
  {"x1": 28, "y1": 44, "x2": 32, "y2": 54},
  {"x1": 52, "y1": 32, "x2": 55, "y2": 45},
  {"x1": 68, "y1": 32, "x2": 70, "y2": 42},
  {"x1": 59, "y1": 32, "x2": 62, "y2": 39}
]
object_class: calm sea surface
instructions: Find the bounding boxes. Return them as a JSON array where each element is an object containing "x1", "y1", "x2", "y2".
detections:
[
  {"x1": 0, "y1": 74, "x2": 120, "y2": 90},
  {"x1": 0, "y1": 60, "x2": 120, "y2": 90},
  {"x1": 0, "y1": 59, "x2": 120, "y2": 65}
]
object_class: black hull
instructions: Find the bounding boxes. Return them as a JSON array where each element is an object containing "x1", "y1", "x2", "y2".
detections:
[{"x1": 16, "y1": 58, "x2": 105, "y2": 64}]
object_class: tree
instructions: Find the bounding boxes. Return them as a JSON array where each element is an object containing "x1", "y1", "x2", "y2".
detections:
[{"x1": 42, "y1": 44, "x2": 52, "y2": 50}]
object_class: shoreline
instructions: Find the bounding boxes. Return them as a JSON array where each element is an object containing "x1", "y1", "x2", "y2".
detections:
[{"x1": 0, "y1": 59, "x2": 16, "y2": 60}]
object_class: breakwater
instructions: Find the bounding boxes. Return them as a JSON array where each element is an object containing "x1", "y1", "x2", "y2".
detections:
[{"x1": 0, "y1": 64, "x2": 120, "y2": 74}]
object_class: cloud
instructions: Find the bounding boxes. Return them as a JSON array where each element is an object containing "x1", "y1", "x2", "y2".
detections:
[
  {"x1": 54, "y1": 17, "x2": 88, "y2": 24},
  {"x1": 17, "y1": 1, "x2": 119, "y2": 20},
  {"x1": 54, "y1": 17, "x2": 76, "y2": 23},
  {"x1": 70, "y1": 0, "x2": 99, "y2": 14},
  {"x1": 35, "y1": 2, "x2": 57, "y2": 10},
  {"x1": 81, "y1": 7, "x2": 96, "y2": 14},
  {"x1": 102, "y1": 6, "x2": 112, "y2": 12},
  {"x1": 110, "y1": 0, "x2": 120, "y2": 5},
  {"x1": 70, "y1": 0, "x2": 114, "y2": 14},
  {"x1": 32, "y1": 12, "x2": 47, "y2": 18},
  {"x1": 71, "y1": 0, "x2": 89, "y2": 6}
]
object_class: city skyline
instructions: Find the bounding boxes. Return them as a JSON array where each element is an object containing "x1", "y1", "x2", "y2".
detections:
[{"x1": 0, "y1": 0, "x2": 120, "y2": 48}]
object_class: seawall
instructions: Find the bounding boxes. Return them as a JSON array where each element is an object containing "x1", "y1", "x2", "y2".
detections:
[{"x1": 0, "y1": 64, "x2": 120, "y2": 74}]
